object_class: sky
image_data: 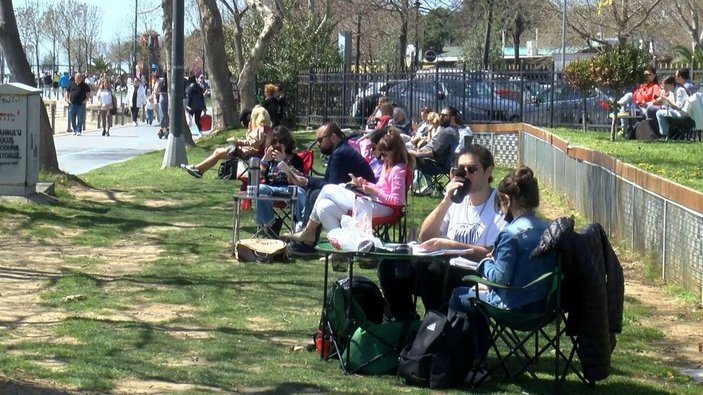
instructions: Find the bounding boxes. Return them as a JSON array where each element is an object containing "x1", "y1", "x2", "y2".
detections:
[{"x1": 12, "y1": 0, "x2": 176, "y2": 64}]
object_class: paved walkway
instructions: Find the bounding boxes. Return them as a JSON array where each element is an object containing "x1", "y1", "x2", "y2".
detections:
[{"x1": 55, "y1": 118, "x2": 207, "y2": 175}]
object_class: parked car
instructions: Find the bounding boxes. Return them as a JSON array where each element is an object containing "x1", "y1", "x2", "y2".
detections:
[
  {"x1": 350, "y1": 80, "x2": 403, "y2": 119},
  {"x1": 523, "y1": 84, "x2": 616, "y2": 126},
  {"x1": 386, "y1": 77, "x2": 520, "y2": 122}
]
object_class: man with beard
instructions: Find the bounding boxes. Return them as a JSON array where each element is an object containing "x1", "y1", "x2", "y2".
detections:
[
  {"x1": 411, "y1": 106, "x2": 461, "y2": 195},
  {"x1": 286, "y1": 122, "x2": 375, "y2": 255},
  {"x1": 378, "y1": 144, "x2": 507, "y2": 321}
]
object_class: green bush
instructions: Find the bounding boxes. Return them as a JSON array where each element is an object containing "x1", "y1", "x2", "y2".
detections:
[
  {"x1": 589, "y1": 44, "x2": 650, "y2": 93},
  {"x1": 564, "y1": 59, "x2": 595, "y2": 93}
]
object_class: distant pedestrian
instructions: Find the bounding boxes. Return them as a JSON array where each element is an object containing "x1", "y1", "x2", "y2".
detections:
[
  {"x1": 66, "y1": 72, "x2": 91, "y2": 136},
  {"x1": 157, "y1": 74, "x2": 170, "y2": 139},
  {"x1": 145, "y1": 94, "x2": 155, "y2": 125},
  {"x1": 262, "y1": 83, "x2": 282, "y2": 127},
  {"x1": 42, "y1": 72, "x2": 52, "y2": 98},
  {"x1": 52, "y1": 72, "x2": 60, "y2": 100},
  {"x1": 186, "y1": 75, "x2": 206, "y2": 131},
  {"x1": 96, "y1": 78, "x2": 114, "y2": 136},
  {"x1": 127, "y1": 77, "x2": 147, "y2": 127}
]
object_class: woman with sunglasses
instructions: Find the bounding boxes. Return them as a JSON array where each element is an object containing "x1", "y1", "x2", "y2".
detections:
[
  {"x1": 285, "y1": 128, "x2": 414, "y2": 251},
  {"x1": 255, "y1": 126, "x2": 307, "y2": 236}
]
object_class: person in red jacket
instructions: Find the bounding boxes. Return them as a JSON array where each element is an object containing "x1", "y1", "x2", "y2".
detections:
[{"x1": 617, "y1": 66, "x2": 660, "y2": 119}]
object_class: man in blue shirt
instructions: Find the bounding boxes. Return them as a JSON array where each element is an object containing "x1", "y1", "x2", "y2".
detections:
[{"x1": 286, "y1": 122, "x2": 374, "y2": 255}]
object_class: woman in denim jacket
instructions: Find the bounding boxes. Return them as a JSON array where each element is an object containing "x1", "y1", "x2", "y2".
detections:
[{"x1": 450, "y1": 166, "x2": 555, "y2": 314}]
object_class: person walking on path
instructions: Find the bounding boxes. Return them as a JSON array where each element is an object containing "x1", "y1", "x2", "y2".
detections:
[
  {"x1": 186, "y1": 75, "x2": 206, "y2": 131},
  {"x1": 157, "y1": 75, "x2": 170, "y2": 139},
  {"x1": 65, "y1": 73, "x2": 91, "y2": 136},
  {"x1": 96, "y1": 78, "x2": 114, "y2": 136},
  {"x1": 127, "y1": 78, "x2": 147, "y2": 127}
]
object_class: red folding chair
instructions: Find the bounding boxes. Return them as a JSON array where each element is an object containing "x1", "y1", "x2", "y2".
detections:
[{"x1": 372, "y1": 164, "x2": 413, "y2": 243}]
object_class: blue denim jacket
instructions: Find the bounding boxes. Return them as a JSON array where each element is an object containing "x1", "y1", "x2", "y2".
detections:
[{"x1": 478, "y1": 214, "x2": 556, "y2": 310}]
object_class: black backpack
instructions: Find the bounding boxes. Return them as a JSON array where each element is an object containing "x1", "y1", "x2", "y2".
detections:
[
  {"x1": 217, "y1": 158, "x2": 238, "y2": 180},
  {"x1": 398, "y1": 310, "x2": 482, "y2": 388}
]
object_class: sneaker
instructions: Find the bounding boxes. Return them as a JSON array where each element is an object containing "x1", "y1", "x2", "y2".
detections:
[
  {"x1": 77, "y1": 132, "x2": 82, "y2": 136},
  {"x1": 133, "y1": 121, "x2": 138, "y2": 127},
  {"x1": 464, "y1": 366, "x2": 490, "y2": 384},
  {"x1": 288, "y1": 241, "x2": 318, "y2": 257},
  {"x1": 102, "y1": 129, "x2": 106, "y2": 136},
  {"x1": 180, "y1": 164, "x2": 203, "y2": 178}
]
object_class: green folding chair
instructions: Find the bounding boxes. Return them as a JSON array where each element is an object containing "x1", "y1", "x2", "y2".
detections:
[{"x1": 463, "y1": 255, "x2": 593, "y2": 393}]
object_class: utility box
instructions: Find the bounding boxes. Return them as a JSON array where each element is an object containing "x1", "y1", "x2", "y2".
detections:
[{"x1": 0, "y1": 83, "x2": 41, "y2": 196}]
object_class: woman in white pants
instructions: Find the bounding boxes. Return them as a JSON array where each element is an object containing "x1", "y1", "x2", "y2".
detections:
[{"x1": 285, "y1": 128, "x2": 414, "y2": 245}]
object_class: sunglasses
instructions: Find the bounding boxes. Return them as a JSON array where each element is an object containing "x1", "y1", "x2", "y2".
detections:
[
  {"x1": 316, "y1": 133, "x2": 332, "y2": 144},
  {"x1": 453, "y1": 164, "x2": 480, "y2": 176}
]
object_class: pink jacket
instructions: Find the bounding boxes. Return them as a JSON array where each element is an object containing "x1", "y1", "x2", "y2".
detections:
[{"x1": 374, "y1": 163, "x2": 407, "y2": 206}]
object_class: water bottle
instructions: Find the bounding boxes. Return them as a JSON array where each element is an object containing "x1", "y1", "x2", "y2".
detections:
[{"x1": 248, "y1": 157, "x2": 260, "y2": 196}]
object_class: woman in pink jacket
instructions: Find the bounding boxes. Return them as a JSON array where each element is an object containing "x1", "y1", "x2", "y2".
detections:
[{"x1": 286, "y1": 128, "x2": 414, "y2": 244}]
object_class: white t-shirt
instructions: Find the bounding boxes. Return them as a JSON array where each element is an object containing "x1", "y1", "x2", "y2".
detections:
[{"x1": 440, "y1": 188, "x2": 507, "y2": 247}]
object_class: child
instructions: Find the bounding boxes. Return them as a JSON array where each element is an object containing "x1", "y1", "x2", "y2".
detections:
[{"x1": 145, "y1": 94, "x2": 155, "y2": 125}]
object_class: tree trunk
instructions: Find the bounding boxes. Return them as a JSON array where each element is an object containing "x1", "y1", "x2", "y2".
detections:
[
  {"x1": 197, "y1": 0, "x2": 237, "y2": 130},
  {"x1": 398, "y1": 9, "x2": 408, "y2": 71},
  {"x1": 482, "y1": 0, "x2": 494, "y2": 70},
  {"x1": 238, "y1": 0, "x2": 284, "y2": 113},
  {"x1": 0, "y1": 0, "x2": 58, "y2": 171}
]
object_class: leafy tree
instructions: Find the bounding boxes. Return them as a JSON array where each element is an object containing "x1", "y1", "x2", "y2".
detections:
[
  {"x1": 589, "y1": 44, "x2": 650, "y2": 140},
  {"x1": 90, "y1": 55, "x2": 112, "y2": 75},
  {"x1": 563, "y1": 59, "x2": 596, "y2": 132},
  {"x1": 671, "y1": 44, "x2": 703, "y2": 68},
  {"x1": 421, "y1": 7, "x2": 454, "y2": 54}
]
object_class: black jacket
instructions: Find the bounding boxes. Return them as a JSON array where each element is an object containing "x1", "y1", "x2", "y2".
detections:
[{"x1": 531, "y1": 217, "x2": 624, "y2": 382}]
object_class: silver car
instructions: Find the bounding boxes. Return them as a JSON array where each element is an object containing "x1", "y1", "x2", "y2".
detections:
[
  {"x1": 386, "y1": 77, "x2": 520, "y2": 122},
  {"x1": 523, "y1": 84, "x2": 615, "y2": 126}
]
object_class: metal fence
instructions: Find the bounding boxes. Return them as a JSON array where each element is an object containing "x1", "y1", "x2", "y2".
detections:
[
  {"x1": 467, "y1": 124, "x2": 703, "y2": 303},
  {"x1": 294, "y1": 66, "x2": 697, "y2": 131}
]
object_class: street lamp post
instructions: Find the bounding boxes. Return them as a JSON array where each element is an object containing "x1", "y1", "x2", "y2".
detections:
[
  {"x1": 414, "y1": 1, "x2": 421, "y2": 70},
  {"x1": 560, "y1": 0, "x2": 567, "y2": 71},
  {"x1": 133, "y1": 0, "x2": 138, "y2": 77}
]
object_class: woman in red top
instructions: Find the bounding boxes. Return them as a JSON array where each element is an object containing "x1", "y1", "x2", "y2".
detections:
[{"x1": 617, "y1": 65, "x2": 660, "y2": 115}]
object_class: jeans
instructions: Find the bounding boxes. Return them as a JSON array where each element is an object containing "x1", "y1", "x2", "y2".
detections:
[
  {"x1": 131, "y1": 106, "x2": 141, "y2": 123},
  {"x1": 448, "y1": 286, "x2": 491, "y2": 362},
  {"x1": 98, "y1": 108, "x2": 112, "y2": 130},
  {"x1": 159, "y1": 94, "x2": 169, "y2": 128},
  {"x1": 146, "y1": 109, "x2": 154, "y2": 124},
  {"x1": 656, "y1": 109, "x2": 686, "y2": 137},
  {"x1": 69, "y1": 103, "x2": 85, "y2": 134},
  {"x1": 255, "y1": 185, "x2": 307, "y2": 226}
]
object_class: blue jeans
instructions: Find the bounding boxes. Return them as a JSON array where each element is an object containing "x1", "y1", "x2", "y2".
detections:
[
  {"x1": 70, "y1": 103, "x2": 86, "y2": 134},
  {"x1": 255, "y1": 185, "x2": 307, "y2": 226}
]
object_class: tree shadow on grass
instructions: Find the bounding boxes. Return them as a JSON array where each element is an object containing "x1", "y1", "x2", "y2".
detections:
[{"x1": 0, "y1": 377, "x2": 71, "y2": 395}]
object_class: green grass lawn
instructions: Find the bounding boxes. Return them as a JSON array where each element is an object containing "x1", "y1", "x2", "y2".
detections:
[
  {"x1": 0, "y1": 128, "x2": 699, "y2": 393},
  {"x1": 549, "y1": 128, "x2": 703, "y2": 192}
]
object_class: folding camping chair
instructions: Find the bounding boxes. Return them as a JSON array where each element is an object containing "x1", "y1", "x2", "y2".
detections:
[
  {"x1": 372, "y1": 164, "x2": 413, "y2": 243},
  {"x1": 270, "y1": 148, "x2": 315, "y2": 233},
  {"x1": 462, "y1": 253, "x2": 590, "y2": 393}
]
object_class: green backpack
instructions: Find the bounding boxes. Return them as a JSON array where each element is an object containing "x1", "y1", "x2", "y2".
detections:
[{"x1": 342, "y1": 320, "x2": 420, "y2": 375}]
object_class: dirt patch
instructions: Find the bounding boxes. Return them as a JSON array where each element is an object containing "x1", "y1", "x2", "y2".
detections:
[{"x1": 111, "y1": 379, "x2": 228, "y2": 394}]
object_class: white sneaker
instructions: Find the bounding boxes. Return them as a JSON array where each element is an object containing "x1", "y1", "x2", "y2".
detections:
[
  {"x1": 133, "y1": 122, "x2": 138, "y2": 127},
  {"x1": 464, "y1": 366, "x2": 490, "y2": 384}
]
